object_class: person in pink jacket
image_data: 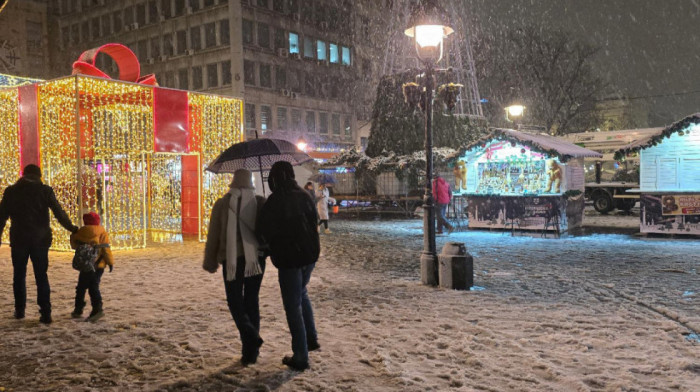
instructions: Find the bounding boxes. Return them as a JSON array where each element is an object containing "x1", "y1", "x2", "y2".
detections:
[{"x1": 432, "y1": 174, "x2": 454, "y2": 234}]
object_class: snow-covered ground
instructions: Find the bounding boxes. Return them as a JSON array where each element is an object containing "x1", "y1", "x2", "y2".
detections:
[{"x1": 0, "y1": 209, "x2": 698, "y2": 391}]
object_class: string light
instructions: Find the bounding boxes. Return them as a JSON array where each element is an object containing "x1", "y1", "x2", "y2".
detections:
[{"x1": 0, "y1": 88, "x2": 20, "y2": 244}]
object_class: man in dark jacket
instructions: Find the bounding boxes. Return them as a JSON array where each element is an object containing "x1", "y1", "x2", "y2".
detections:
[
  {"x1": 0, "y1": 164, "x2": 79, "y2": 324},
  {"x1": 258, "y1": 161, "x2": 320, "y2": 371}
]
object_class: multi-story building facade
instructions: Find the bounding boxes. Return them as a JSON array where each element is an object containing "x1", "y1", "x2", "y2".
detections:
[
  {"x1": 0, "y1": 0, "x2": 51, "y2": 79},
  {"x1": 45, "y1": 0, "x2": 402, "y2": 159}
]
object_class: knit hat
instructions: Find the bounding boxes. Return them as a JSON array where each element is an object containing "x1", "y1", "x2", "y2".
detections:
[
  {"x1": 83, "y1": 212, "x2": 101, "y2": 226},
  {"x1": 23, "y1": 164, "x2": 41, "y2": 178},
  {"x1": 229, "y1": 169, "x2": 254, "y2": 189}
]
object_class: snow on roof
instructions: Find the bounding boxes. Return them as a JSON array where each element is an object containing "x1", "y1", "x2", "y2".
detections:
[
  {"x1": 454, "y1": 128, "x2": 602, "y2": 161},
  {"x1": 615, "y1": 113, "x2": 700, "y2": 160}
]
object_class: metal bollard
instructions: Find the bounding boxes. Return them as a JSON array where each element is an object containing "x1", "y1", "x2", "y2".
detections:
[{"x1": 438, "y1": 242, "x2": 473, "y2": 290}]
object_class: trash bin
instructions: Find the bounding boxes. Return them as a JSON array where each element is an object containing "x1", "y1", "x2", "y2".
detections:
[{"x1": 438, "y1": 242, "x2": 473, "y2": 290}]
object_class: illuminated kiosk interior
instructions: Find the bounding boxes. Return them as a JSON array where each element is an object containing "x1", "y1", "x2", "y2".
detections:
[
  {"x1": 616, "y1": 114, "x2": 700, "y2": 236},
  {"x1": 453, "y1": 128, "x2": 601, "y2": 232},
  {"x1": 0, "y1": 46, "x2": 243, "y2": 250}
]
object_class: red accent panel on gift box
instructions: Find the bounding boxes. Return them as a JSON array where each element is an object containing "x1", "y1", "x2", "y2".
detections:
[
  {"x1": 154, "y1": 88, "x2": 189, "y2": 153},
  {"x1": 181, "y1": 155, "x2": 199, "y2": 234},
  {"x1": 18, "y1": 84, "x2": 40, "y2": 171}
]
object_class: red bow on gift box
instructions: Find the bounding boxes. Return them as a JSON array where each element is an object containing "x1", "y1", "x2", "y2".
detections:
[{"x1": 72, "y1": 43, "x2": 157, "y2": 86}]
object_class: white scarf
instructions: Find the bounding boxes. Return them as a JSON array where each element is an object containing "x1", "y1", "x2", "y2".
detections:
[{"x1": 226, "y1": 188, "x2": 262, "y2": 281}]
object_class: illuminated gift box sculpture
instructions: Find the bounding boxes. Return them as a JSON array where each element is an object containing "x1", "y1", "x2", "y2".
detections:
[
  {"x1": 450, "y1": 128, "x2": 601, "y2": 232},
  {"x1": 0, "y1": 44, "x2": 243, "y2": 250},
  {"x1": 616, "y1": 114, "x2": 700, "y2": 236}
]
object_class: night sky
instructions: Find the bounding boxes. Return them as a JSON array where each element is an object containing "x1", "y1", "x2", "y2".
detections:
[{"x1": 462, "y1": 0, "x2": 700, "y2": 126}]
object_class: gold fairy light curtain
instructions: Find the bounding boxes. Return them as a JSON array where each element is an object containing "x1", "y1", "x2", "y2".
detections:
[
  {"x1": 189, "y1": 93, "x2": 244, "y2": 241},
  {"x1": 149, "y1": 154, "x2": 184, "y2": 243},
  {"x1": 0, "y1": 88, "x2": 20, "y2": 245}
]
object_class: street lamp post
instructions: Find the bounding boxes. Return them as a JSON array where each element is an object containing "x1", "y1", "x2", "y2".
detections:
[{"x1": 404, "y1": 2, "x2": 453, "y2": 286}]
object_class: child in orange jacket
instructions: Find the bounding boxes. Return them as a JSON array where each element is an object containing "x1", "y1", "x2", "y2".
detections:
[{"x1": 70, "y1": 212, "x2": 113, "y2": 322}]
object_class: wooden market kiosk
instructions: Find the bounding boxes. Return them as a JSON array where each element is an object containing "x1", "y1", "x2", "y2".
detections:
[
  {"x1": 451, "y1": 128, "x2": 601, "y2": 233},
  {"x1": 616, "y1": 113, "x2": 700, "y2": 235}
]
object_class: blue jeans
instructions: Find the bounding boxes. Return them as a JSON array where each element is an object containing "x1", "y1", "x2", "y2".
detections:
[
  {"x1": 223, "y1": 257, "x2": 266, "y2": 359},
  {"x1": 75, "y1": 268, "x2": 105, "y2": 311},
  {"x1": 436, "y1": 203, "x2": 452, "y2": 232},
  {"x1": 11, "y1": 247, "x2": 51, "y2": 315},
  {"x1": 278, "y1": 263, "x2": 317, "y2": 364}
]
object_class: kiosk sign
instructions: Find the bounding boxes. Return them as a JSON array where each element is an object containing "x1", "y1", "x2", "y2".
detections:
[{"x1": 662, "y1": 195, "x2": 700, "y2": 215}]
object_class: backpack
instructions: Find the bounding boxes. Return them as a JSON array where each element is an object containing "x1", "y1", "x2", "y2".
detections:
[{"x1": 72, "y1": 243, "x2": 109, "y2": 273}]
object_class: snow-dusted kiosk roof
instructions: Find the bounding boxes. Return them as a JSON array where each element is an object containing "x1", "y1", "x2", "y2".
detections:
[
  {"x1": 453, "y1": 128, "x2": 602, "y2": 162},
  {"x1": 614, "y1": 113, "x2": 700, "y2": 160}
]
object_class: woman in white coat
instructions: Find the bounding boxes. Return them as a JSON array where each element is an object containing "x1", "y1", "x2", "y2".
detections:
[
  {"x1": 203, "y1": 169, "x2": 266, "y2": 365},
  {"x1": 315, "y1": 184, "x2": 335, "y2": 234}
]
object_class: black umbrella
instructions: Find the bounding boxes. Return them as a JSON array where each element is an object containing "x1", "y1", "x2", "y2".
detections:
[{"x1": 205, "y1": 138, "x2": 313, "y2": 195}]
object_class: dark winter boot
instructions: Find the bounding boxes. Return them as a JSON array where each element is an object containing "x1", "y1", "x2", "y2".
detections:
[
  {"x1": 72, "y1": 301, "x2": 85, "y2": 319},
  {"x1": 14, "y1": 308, "x2": 25, "y2": 320},
  {"x1": 39, "y1": 312, "x2": 52, "y2": 325},
  {"x1": 86, "y1": 307, "x2": 104, "y2": 322},
  {"x1": 307, "y1": 339, "x2": 321, "y2": 352}
]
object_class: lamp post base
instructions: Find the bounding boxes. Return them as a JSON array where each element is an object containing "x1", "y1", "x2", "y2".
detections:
[{"x1": 420, "y1": 251, "x2": 439, "y2": 286}]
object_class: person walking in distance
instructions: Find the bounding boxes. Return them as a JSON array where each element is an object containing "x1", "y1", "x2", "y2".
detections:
[
  {"x1": 432, "y1": 173, "x2": 454, "y2": 234},
  {"x1": 203, "y1": 169, "x2": 267, "y2": 365},
  {"x1": 315, "y1": 183, "x2": 336, "y2": 234},
  {"x1": 0, "y1": 164, "x2": 79, "y2": 324},
  {"x1": 258, "y1": 161, "x2": 320, "y2": 371}
]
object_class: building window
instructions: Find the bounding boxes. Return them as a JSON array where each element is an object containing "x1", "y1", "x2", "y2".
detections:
[
  {"x1": 291, "y1": 109, "x2": 301, "y2": 132},
  {"x1": 79, "y1": 21, "x2": 89, "y2": 41},
  {"x1": 329, "y1": 43, "x2": 339, "y2": 63},
  {"x1": 242, "y1": 19, "x2": 254, "y2": 45},
  {"x1": 259, "y1": 64, "x2": 271, "y2": 88},
  {"x1": 260, "y1": 105, "x2": 271, "y2": 133},
  {"x1": 289, "y1": 32, "x2": 299, "y2": 54},
  {"x1": 221, "y1": 60, "x2": 231, "y2": 85},
  {"x1": 303, "y1": 36, "x2": 314, "y2": 58},
  {"x1": 174, "y1": 0, "x2": 186, "y2": 16},
  {"x1": 204, "y1": 0, "x2": 215, "y2": 6},
  {"x1": 62, "y1": 26, "x2": 70, "y2": 48},
  {"x1": 257, "y1": 0, "x2": 268, "y2": 8},
  {"x1": 91, "y1": 18, "x2": 100, "y2": 40},
  {"x1": 275, "y1": 66, "x2": 286, "y2": 89},
  {"x1": 136, "y1": 3, "x2": 146, "y2": 26},
  {"x1": 344, "y1": 116, "x2": 351, "y2": 137},
  {"x1": 245, "y1": 103, "x2": 256, "y2": 129},
  {"x1": 207, "y1": 63, "x2": 218, "y2": 88},
  {"x1": 274, "y1": 28, "x2": 286, "y2": 50},
  {"x1": 190, "y1": 26, "x2": 201, "y2": 50},
  {"x1": 257, "y1": 23, "x2": 270, "y2": 48},
  {"x1": 204, "y1": 22, "x2": 216, "y2": 48},
  {"x1": 319, "y1": 112, "x2": 329, "y2": 134},
  {"x1": 161, "y1": 0, "x2": 172, "y2": 18},
  {"x1": 272, "y1": 0, "x2": 284, "y2": 13},
  {"x1": 113, "y1": 11, "x2": 122, "y2": 33},
  {"x1": 71, "y1": 24, "x2": 79, "y2": 44},
  {"x1": 150, "y1": 37, "x2": 161, "y2": 59},
  {"x1": 164, "y1": 70, "x2": 174, "y2": 87},
  {"x1": 342, "y1": 46, "x2": 351, "y2": 65},
  {"x1": 163, "y1": 33, "x2": 174, "y2": 56},
  {"x1": 277, "y1": 107, "x2": 288, "y2": 131},
  {"x1": 148, "y1": 1, "x2": 158, "y2": 24},
  {"x1": 176, "y1": 30, "x2": 187, "y2": 54},
  {"x1": 101, "y1": 14, "x2": 111, "y2": 36},
  {"x1": 137, "y1": 40, "x2": 148, "y2": 59},
  {"x1": 316, "y1": 40, "x2": 326, "y2": 60},
  {"x1": 192, "y1": 66, "x2": 203, "y2": 90},
  {"x1": 332, "y1": 114, "x2": 341, "y2": 135},
  {"x1": 190, "y1": 0, "x2": 201, "y2": 11},
  {"x1": 124, "y1": 7, "x2": 134, "y2": 27},
  {"x1": 244, "y1": 60, "x2": 255, "y2": 85},
  {"x1": 305, "y1": 111, "x2": 315, "y2": 133},
  {"x1": 220, "y1": 19, "x2": 230, "y2": 45},
  {"x1": 178, "y1": 68, "x2": 188, "y2": 90}
]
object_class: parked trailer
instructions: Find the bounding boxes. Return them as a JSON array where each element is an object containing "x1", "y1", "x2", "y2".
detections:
[{"x1": 558, "y1": 128, "x2": 661, "y2": 213}]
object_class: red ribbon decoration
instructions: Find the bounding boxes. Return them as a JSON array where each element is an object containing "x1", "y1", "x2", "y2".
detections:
[{"x1": 72, "y1": 43, "x2": 157, "y2": 86}]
